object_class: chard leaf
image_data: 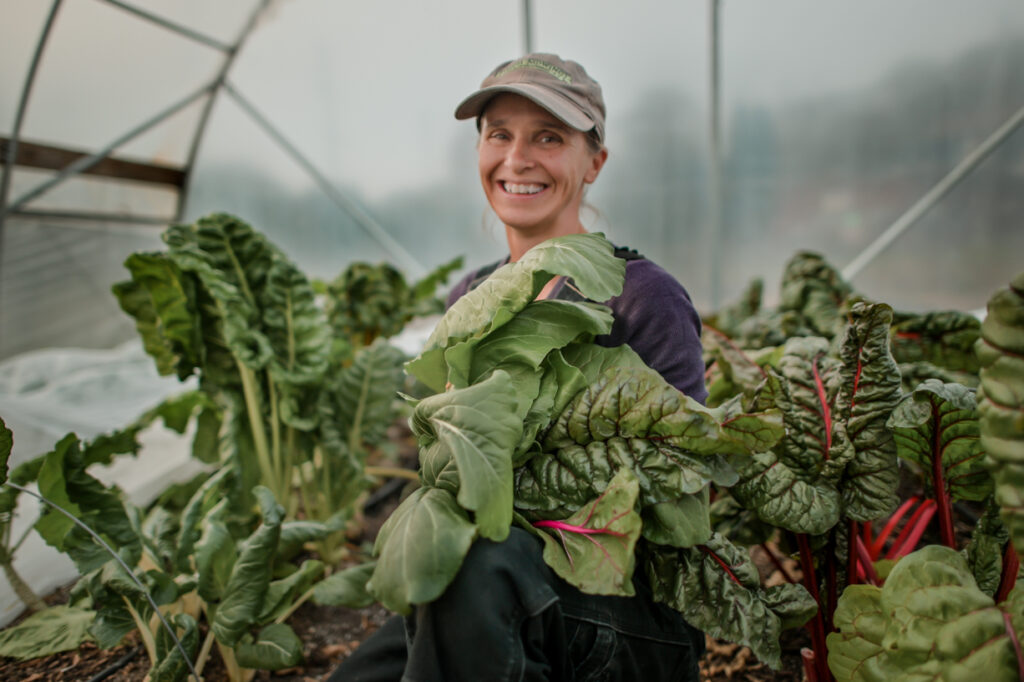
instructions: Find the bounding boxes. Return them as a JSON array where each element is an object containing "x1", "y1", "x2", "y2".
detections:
[
  {"x1": 462, "y1": 299, "x2": 613, "y2": 386},
  {"x1": 532, "y1": 468, "x2": 642, "y2": 596},
  {"x1": 234, "y1": 623, "x2": 304, "y2": 670},
  {"x1": 828, "y1": 545, "x2": 1024, "y2": 681},
  {"x1": 211, "y1": 486, "x2": 283, "y2": 646},
  {"x1": 34, "y1": 434, "x2": 141, "y2": 573},
  {"x1": 888, "y1": 380, "x2": 990, "y2": 502},
  {"x1": 647, "y1": 534, "x2": 817, "y2": 670},
  {"x1": 258, "y1": 559, "x2": 324, "y2": 623},
  {"x1": 194, "y1": 499, "x2": 236, "y2": 603},
  {"x1": 546, "y1": 343, "x2": 650, "y2": 419},
  {"x1": 518, "y1": 364, "x2": 780, "y2": 518},
  {"x1": 835, "y1": 302, "x2": 902, "y2": 522},
  {"x1": 151, "y1": 612, "x2": 198, "y2": 682},
  {"x1": 334, "y1": 340, "x2": 406, "y2": 449},
  {"x1": 976, "y1": 271, "x2": 1024, "y2": 557},
  {"x1": 367, "y1": 487, "x2": 476, "y2": 614},
  {"x1": 260, "y1": 255, "x2": 331, "y2": 387},
  {"x1": 412, "y1": 371, "x2": 523, "y2": 540},
  {"x1": 701, "y1": 327, "x2": 772, "y2": 407},
  {"x1": 826, "y1": 585, "x2": 896, "y2": 682},
  {"x1": 113, "y1": 252, "x2": 201, "y2": 380},
  {"x1": 778, "y1": 251, "x2": 853, "y2": 340},
  {"x1": 173, "y1": 467, "x2": 232, "y2": 574},
  {"x1": 312, "y1": 562, "x2": 377, "y2": 608},
  {"x1": 407, "y1": 233, "x2": 624, "y2": 392},
  {"x1": 890, "y1": 310, "x2": 981, "y2": 374},
  {"x1": 964, "y1": 498, "x2": 1009, "y2": 596},
  {"x1": 0, "y1": 605, "x2": 95, "y2": 661},
  {"x1": 640, "y1": 490, "x2": 712, "y2": 548}
]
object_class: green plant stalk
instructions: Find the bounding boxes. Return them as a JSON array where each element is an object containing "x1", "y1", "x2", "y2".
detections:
[
  {"x1": 7, "y1": 482, "x2": 201, "y2": 682},
  {"x1": 284, "y1": 426, "x2": 299, "y2": 519},
  {"x1": 275, "y1": 583, "x2": 316, "y2": 625},
  {"x1": 216, "y1": 638, "x2": 254, "y2": 682},
  {"x1": 194, "y1": 628, "x2": 217, "y2": 678},
  {"x1": 0, "y1": 547, "x2": 46, "y2": 613},
  {"x1": 267, "y1": 377, "x2": 285, "y2": 502},
  {"x1": 236, "y1": 361, "x2": 279, "y2": 502},
  {"x1": 123, "y1": 595, "x2": 158, "y2": 667}
]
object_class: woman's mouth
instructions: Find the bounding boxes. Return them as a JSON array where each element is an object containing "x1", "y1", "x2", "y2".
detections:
[{"x1": 501, "y1": 181, "x2": 546, "y2": 195}]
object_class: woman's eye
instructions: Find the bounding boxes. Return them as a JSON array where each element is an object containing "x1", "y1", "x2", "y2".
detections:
[{"x1": 538, "y1": 133, "x2": 561, "y2": 144}]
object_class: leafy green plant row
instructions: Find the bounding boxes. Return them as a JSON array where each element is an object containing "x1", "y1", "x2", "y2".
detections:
[
  {"x1": 0, "y1": 214, "x2": 460, "y2": 680},
  {"x1": 702, "y1": 255, "x2": 1024, "y2": 681}
]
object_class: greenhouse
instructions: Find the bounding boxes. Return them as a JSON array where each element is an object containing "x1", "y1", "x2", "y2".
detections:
[{"x1": 1, "y1": 1, "x2": 1023, "y2": 680}]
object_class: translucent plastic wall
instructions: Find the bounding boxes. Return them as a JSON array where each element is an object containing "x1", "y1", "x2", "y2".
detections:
[{"x1": 3, "y1": 0, "x2": 1023, "y2": 360}]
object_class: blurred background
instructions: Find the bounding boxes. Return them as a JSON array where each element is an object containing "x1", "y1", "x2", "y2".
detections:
[{"x1": 2, "y1": 0, "x2": 1023, "y2": 360}]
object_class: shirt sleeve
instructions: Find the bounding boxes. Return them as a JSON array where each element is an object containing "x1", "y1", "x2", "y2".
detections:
[{"x1": 598, "y1": 260, "x2": 708, "y2": 404}]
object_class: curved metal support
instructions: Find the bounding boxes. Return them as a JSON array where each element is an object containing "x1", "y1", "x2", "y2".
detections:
[
  {"x1": 1, "y1": 82, "x2": 216, "y2": 219},
  {"x1": 0, "y1": 0, "x2": 64, "y2": 234},
  {"x1": 175, "y1": 0, "x2": 272, "y2": 222},
  {"x1": 222, "y1": 80, "x2": 427, "y2": 277},
  {"x1": 101, "y1": 0, "x2": 233, "y2": 53},
  {"x1": 842, "y1": 103, "x2": 1024, "y2": 281}
]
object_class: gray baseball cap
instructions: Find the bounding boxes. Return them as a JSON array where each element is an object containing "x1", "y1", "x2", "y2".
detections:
[{"x1": 454, "y1": 53, "x2": 606, "y2": 143}]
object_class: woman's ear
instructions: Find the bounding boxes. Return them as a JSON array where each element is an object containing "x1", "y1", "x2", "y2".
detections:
[{"x1": 584, "y1": 147, "x2": 609, "y2": 184}]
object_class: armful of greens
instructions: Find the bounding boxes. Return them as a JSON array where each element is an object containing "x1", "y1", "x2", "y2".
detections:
[{"x1": 367, "y1": 233, "x2": 808, "y2": 668}]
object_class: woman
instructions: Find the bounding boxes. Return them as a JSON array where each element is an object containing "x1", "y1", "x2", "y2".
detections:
[{"x1": 331, "y1": 53, "x2": 707, "y2": 682}]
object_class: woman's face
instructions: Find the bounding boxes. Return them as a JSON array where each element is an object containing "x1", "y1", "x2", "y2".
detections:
[{"x1": 478, "y1": 93, "x2": 607, "y2": 241}]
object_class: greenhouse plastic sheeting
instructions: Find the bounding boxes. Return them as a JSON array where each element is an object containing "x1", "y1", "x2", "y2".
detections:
[{"x1": 0, "y1": 341, "x2": 207, "y2": 626}]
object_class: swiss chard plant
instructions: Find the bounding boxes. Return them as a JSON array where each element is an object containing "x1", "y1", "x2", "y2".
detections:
[
  {"x1": 701, "y1": 253, "x2": 1024, "y2": 681},
  {"x1": 112, "y1": 213, "x2": 409, "y2": 563},
  {"x1": 314, "y1": 256, "x2": 463, "y2": 357},
  {"x1": 356, "y1": 233, "x2": 818, "y2": 668}
]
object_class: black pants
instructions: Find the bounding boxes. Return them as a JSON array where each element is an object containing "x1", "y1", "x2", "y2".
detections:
[{"x1": 328, "y1": 527, "x2": 704, "y2": 682}]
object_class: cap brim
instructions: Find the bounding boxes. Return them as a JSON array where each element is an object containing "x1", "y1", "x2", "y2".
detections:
[{"x1": 454, "y1": 83, "x2": 595, "y2": 133}]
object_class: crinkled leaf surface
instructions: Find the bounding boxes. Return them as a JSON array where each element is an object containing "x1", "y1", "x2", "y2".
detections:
[
  {"x1": 646, "y1": 533, "x2": 816, "y2": 669},
  {"x1": 0, "y1": 605, "x2": 95, "y2": 661},
  {"x1": 828, "y1": 545, "x2": 1024, "y2": 682},
  {"x1": 34, "y1": 434, "x2": 141, "y2": 574},
  {"x1": 260, "y1": 254, "x2": 331, "y2": 387},
  {"x1": 367, "y1": 486, "x2": 476, "y2": 614},
  {"x1": 211, "y1": 486, "x2": 283, "y2": 646},
  {"x1": 150, "y1": 612, "x2": 198, "y2": 682},
  {"x1": 976, "y1": 270, "x2": 1024, "y2": 557},
  {"x1": 411, "y1": 370, "x2": 523, "y2": 540},
  {"x1": 333, "y1": 340, "x2": 406, "y2": 449},
  {"x1": 835, "y1": 302, "x2": 902, "y2": 522},
  {"x1": 778, "y1": 251, "x2": 853, "y2": 339},
  {"x1": 517, "y1": 365, "x2": 780, "y2": 517},
  {"x1": 533, "y1": 468, "x2": 642, "y2": 596},
  {"x1": 407, "y1": 233, "x2": 624, "y2": 392},
  {"x1": 113, "y1": 252, "x2": 201, "y2": 380},
  {"x1": 890, "y1": 310, "x2": 981, "y2": 374},
  {"x1": 888, "y1": 379, "x2": 990, "y2": 502},
  {"x1": 732, "y1": 337, "x2": 845, "y2": 533}
]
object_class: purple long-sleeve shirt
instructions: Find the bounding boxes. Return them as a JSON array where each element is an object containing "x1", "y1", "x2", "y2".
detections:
[{"x1": 446, "y1": 254, "x2": 708, "y2": 404}]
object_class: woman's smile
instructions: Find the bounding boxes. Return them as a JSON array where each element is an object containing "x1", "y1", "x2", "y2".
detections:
[{"x1": 478, "y1": 93, "x2": 607, "y2": 256}]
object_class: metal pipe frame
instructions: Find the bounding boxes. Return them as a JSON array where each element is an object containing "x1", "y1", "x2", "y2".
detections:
[
  {"x1": 708, "y1": 0, "x2": 724, "y2": 309},
  {"x1": 2, "y1": 82, "x2": 216, "y2": 219},
  {"x1": 221, "y1": 80, "x2": 427, "y2": 278},
  {"x1": 101, "y1": 0, "x2": 233, "y2": 53},
  {"x1": 0, "y1": 0, "x2": 64, "y2": 244},
  {"x1": 842, "y1": 102, "x2": 1024, "y2": 281},
  {"x1": 175, "y1": 0, "x2": 271, "y2": 222},
  {"x1": 522, "y1": 0, "x2": 534, "y2": 55}
]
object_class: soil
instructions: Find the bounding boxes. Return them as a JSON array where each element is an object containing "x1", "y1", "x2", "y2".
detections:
[{"x1": 1, "y1": 422, "x2": 811, "y2": 681}]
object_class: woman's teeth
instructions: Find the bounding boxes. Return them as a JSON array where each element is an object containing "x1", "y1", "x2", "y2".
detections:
[{"x1": 503, "y1": 182, "x2": 544, "y2": 195}]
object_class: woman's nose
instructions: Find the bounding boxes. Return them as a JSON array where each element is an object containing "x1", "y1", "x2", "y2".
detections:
[{"x1": 504, "y1": 139, "x2": 534, "y2": 172}]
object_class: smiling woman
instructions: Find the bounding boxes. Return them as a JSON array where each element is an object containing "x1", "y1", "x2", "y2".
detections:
[{"x1": 327, "y1": 52, "x2": 710, "y2": 682}]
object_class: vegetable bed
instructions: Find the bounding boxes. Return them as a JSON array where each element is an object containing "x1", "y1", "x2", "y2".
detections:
[{"x1": 2, "y1": 214, "x2": 1022, "y2": 682}]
